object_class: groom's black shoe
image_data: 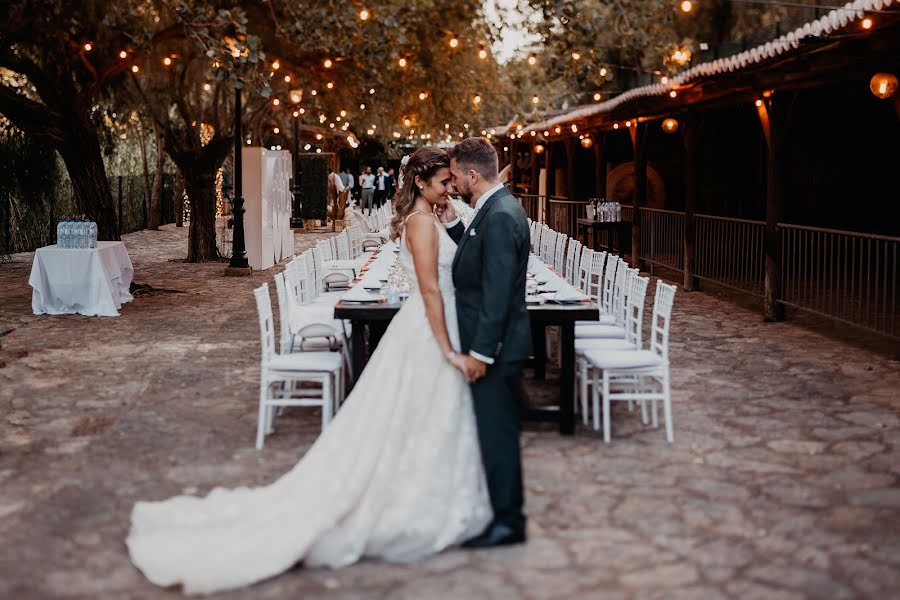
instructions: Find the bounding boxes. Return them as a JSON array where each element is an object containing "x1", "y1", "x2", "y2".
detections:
[{"x1": 462, "y1": 523, "x2": 526, "y2": 549}]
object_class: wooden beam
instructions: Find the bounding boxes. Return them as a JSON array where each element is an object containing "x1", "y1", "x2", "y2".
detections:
[
  {"x1": 594, "y1": 131, "x2": 607, "y2": 198},
  {"x1": 631, "y1": 122, "x2": 649, "y2": 269}
]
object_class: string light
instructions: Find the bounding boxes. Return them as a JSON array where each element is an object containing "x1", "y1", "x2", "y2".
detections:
[
  {"x1": 599, "y1": 67, "x2": 608, "y2": 77},
  {"x1": 613, "y1": 123, "x2": 619, "y2": 129},
  {"x1": 324, "y1": 58, "x2": 333, "y2": 68},
  {"x1": 572, "y1": 52, "x2": 581, "y2": 61},
  {"x1": 473, "y1": 95, "x2": 481, "y2": 104},
  {"x1": 661, "y1": 76, "x2": 669, "y2": 84},
  {"x1": 571, "y1": 124, "x2": 578, "y2": 133},
  {"x1": 291, "y1": 91, "x2": 302, "y2": 103},
  {"x1": 672, "y1": 48, "x2": 691, "y2": 65},
  {"x1": 530, "y1": 131, "x2": 537, "y2": 137},
  {"x1": 669, "y1": 90, "x2": 678, "y2": 98},
  {"x1": 293, "y1": 111, "x2": 299, "y2": 117},
  {"x1": 163, "y1": 57, "x2": 172, "y2": 66},
  {"x1": 326, "y1": 82, "x2": 334, "y2": 89},
  {"x1": 284, "y1": 75, "x2": 291, "y2": 83},
  {"x1": 680, "y1": 0, "x2": 693, "y2": 12},
  {"x1": 593, "y1": 93, "x2": 602, "y2": 101},
  {"x1": 580, "y1": 136, "x2": 593, "y2": 149},
  {"x1": 203, "y1": 83, "x2": 211, "y2": 91},
  {"x1": 543, "y1": 130, "x2": 549, "y2": 136},
  {"x1": 272, "y1": 60, "x2": 280, "y2": 70},
  {"x1": 299, "y1": 108, "x2": 306, "y2": 114},
  {"x1": 398, "y1": 57, "x2": 408, "y2": 68},
  {"x1": 625, "y1": 120, "x2": 632, "y2": 127},
  {"x1": 311, "y1": 90, "x2": 317, "y2": 96},
  {"x1": 359, "y1": 8, "x2": 370, "y2": 20},
  {"x1": 662, "y1": 118, "x2": 679, "y2": 133},
  {"x1": 862, "y1": 17, "x2": 873, "y2": 29},
  {"x1": 83, "y1": 43, "x2": 93, "y2": 52},
  {"x1": 369, "y1": 88, "x2": 375, "y2": 95},
  {"x1": 119, "y1": 50, "x2": 128, "y2": 59},
  {"x1": 315, "y1": 133, "x2": 323, "y2": 140},
  {"x1": 478, "y1": 45, "x2": 488, "y2": 60},
  {"x1": 528, "y1": 54, "x2": 537, "y2": 66},
  {"x1": 534, "y1": 143, "x2": 545, "y2": 154},
  {"x1": 131, "y1": 65, "x2": 139, "y2": 73},
  {"x1": 273, "y1": 127, "x2": 280, "y2": 134},
  {"x1": 419, "y1": 91, "x2": 427, "y2": 100},
  {"x1": 273, "y1": 98, "x2": 280, "y2": 105},
  {"x1": 755, "y1": 99, "x2": 763, "y2": 107},
  {"x1": 532, "y1": 95, "x2": 540, "y2": 105},
  {"x1": 449, "y1": 37, "x2": 459, "y2": 48},
  {"x1": 360, "y1": 103, "x2": 366, "y2": 109},
  {"x1": 870, "y1": 72, "x2": 898, "y2": 99}
]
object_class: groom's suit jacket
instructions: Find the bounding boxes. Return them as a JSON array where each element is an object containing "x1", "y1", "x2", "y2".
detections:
[{"x1": 448, "y1": 187, "x2": 532, "y2": 364}]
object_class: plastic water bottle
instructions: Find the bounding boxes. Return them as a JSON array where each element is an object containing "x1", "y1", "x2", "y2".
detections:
[
  {"x1": 88, "y1": 220, "x2": 97, "y2": 248},
  {"x1": 74, "y1": 220, "x2": 84, "y2": 248},
  {"x1": 56, "y1": 220, "x2": 64, "y2": 248},
  {"x1": 61, "y1": 220, "x2": 71, "y2": 248}
]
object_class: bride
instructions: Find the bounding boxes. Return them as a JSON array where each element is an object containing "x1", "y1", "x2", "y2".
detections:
[{"x1": 127, "y1": 147, "x2": 493, "y2": 595}]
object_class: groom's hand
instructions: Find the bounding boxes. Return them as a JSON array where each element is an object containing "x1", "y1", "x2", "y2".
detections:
[{"x1": 460, "y1": 355, "x2": 488, "y2": 382}]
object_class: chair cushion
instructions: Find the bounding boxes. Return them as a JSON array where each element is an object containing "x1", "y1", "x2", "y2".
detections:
[
  {"x1": 575, "y1": 324, "x2": 626, "y2": 339},
  {"x1": 582, "y1": 349, "x2": 664, "y2": 370},
  {"x1": 269, "y1": 351, "x2": 342, "y2": 372},
  {"x1": 575, "y1": 314, "x2": 616, "y2": 327},
  {"x1": 575, "y1": 338, "x2": 637, "y2": 353}
]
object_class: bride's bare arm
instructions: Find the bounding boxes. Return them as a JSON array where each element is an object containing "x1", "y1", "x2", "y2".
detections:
[{"x1": 405, "y1": 214, "x2": 457, "y2": 361}]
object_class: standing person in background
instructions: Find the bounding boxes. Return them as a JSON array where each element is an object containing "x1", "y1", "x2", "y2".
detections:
[
  {"x1": 374, "y1": 166, "x2": 387, "y2": 209},
  {"x1": 327, "y1": 165, "x2": 346, "y2": 230},
  {"x1": 360, "y1": 166, "x2": 375, "y2": 215},
  {"x1": 386, "y1": 168, "x2": 396, "y2": 205},
  {"x1": 339, "y1": 168, "x2": 354, "y2": 206}
]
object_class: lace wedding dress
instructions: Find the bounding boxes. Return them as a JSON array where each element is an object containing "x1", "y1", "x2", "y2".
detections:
[{"x1": 127, "y1": 218, "x2": 492, "y2": 595}]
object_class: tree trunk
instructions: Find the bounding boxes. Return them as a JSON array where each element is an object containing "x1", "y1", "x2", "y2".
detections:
[
  {"x1": 136, "y1": 119, "x2": 151, "y2": 229},
  {"x1": 175, "y1": 169, "x2": 185, "y2": 228},
  {"x1": 148, "y1": 120, "x2": 163, "y2": 230},
  {"x1": 183, "y1": 167, "x2": 219, "y2": 262},
  {"x1": 57, "y1": 132, "x2": 120, "y2": 241}
]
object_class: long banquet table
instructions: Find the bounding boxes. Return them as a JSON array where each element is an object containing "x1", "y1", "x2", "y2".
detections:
[{"x1": 333, "y1": 243, "x2": 598, "y2": 435}]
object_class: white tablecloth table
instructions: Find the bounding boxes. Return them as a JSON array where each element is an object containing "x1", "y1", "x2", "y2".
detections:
[{"x1": 28, "y1": 242, "x2": 134, "y2": 317}]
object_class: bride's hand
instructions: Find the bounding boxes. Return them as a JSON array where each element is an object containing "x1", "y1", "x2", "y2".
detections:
[
  {"x1": 433, "y1": 201, "x2": 457, "y2": 224},
  {"x1": 449, "y1": 354, "x2": 474, "y2": 381}
]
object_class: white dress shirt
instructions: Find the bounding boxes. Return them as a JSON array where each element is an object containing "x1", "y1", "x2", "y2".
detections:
[{"x1": 444, "y1": 182, "x2": 507, "y2": 365}]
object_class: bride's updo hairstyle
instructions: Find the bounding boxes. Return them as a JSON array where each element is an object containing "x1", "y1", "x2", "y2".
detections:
[{"x1": 389, "y1": 147, "x2": 450, "y2": 241}]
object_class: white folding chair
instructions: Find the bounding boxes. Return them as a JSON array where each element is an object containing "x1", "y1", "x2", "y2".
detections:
[
  {"x1": 253, "y1": 283, "x2": 344, "y2": 449},
  {"x1": 566, "y1": 240, "x2": 582, "y2": 285},
  {"x1": 584, "y1": 281, "x2": 676, "y2": 442},
  {"x1": 553, "y1": 235, "x2": 567, "y2": 273}
]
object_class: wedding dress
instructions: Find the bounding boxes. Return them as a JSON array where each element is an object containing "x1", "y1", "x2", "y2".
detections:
[{"x1": 127, "y1": 217, "x2": 492, "y2": 595}]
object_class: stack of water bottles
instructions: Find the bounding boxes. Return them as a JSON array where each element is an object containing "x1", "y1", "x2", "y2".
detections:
[
  {"x1": 56, "y1": 216, "x2": 98, "y2": 249},
  {"x1": 589, "y1": 199, "x2": 622, "y2": 223}
]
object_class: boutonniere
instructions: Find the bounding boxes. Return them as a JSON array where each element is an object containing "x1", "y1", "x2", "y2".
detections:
[{"x1": 469, "y1": 228, "x2": 477, "y2": 236}]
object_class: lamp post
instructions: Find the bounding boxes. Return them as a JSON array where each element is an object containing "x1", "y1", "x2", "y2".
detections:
[
  {"x1": 226, "y1": 80, "x2": 251, "y2": 275},
  {"x1": 291, "y1": 111, "x2": 304, "y2": 229}
]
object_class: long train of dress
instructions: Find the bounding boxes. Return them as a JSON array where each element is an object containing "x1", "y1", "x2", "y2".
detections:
[{"x1": 127, "y1": 221, "x2": 492, "y2": 594}]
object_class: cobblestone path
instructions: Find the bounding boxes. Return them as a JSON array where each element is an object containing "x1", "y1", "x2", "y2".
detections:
[{"x1": 1, "y1": 223, "x2": 898, "y2": 599}]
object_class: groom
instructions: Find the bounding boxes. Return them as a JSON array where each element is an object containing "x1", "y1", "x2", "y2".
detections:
[{"x1": 438, "y1": 137, "x2": 531, "y2": 548}]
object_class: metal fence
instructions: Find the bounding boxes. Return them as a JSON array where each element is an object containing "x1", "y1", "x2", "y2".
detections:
[
  {"x1": 640, "y1": 208, "x2": 685, "y2": 274},
  {"x1": 530, "y1": 199, "x2": 899, "y2": 338},
  {"x1": 780, "y1": 224, "x2": 898, "y2": 338},
  {"x1": 547, "y1": 197, "x2": 590, "y2": 239},
  {"x1": 695, "y1": 214, "x2": 767, "y2": 296}
]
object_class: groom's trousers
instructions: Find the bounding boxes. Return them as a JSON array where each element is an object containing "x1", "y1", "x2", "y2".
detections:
[{"x1": 470, "y1": 360, "x2": 526, "y2": 533}]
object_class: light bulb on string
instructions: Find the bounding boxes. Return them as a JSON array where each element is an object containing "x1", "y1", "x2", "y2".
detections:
[
  {"x1": 272, "y1": 60, "x2": 280, "y2": 70},
  {"x1": 661, "y1": 76, "x2": 669, "y2": 84},
  {"x1": 131, "y1": 65, "x2": 139, "y2": 73},
  {"x1": 360, "y1": 103, "x2": 366, "y2": 109},
  {"x1": 324, "y1": 58, "x2": 333, "y2": 68},
  {"x1": 662, "y1": 118, "x2": 679, "y2": 133},
  {"x1": 163, "y1": 57, "x2": 172, "y2": 66},
  {"x1": 473, "y1": 95, "x2": 481, "y2": 104},
  {"x1": 83, "y1": 43, "x2": 93, "y2": 52},
  {"x1": 119, "y1": 50, "x2": 128, "y2": 59},
  {"x1": 478, "y1": 45, "x2": 488, "y2": 60},
  {"x1": 862, "y1": 17, "x2": 873, "y2": 29},
  {"x1": 326, "y1": 82, "x2": 334, "y2": 89},
  {"x1": 284, "y1": 75, "x2": 291, "y2": 83},
  {"x1": 572, "y1": 52, "x2": 581, "y2": 61},
  {"x1": 593, "y1": 93, "x2": 601, "y2": 101},
  {"x1": 369, "y1": 88, "x2": 375, "y2": 95},
  {"x1": 599, "y1": 67, "x2": 608, "y2": 76},
  {"x1": 449, "y1": 37, "x2": 459, "y2": 49},
  {"x1": 311, "y1": 90, "x2": 317, "y2": 96},
  {"x1": 273, "y1": 98, "x2": 280, "y2": 106},
  {"x1": 398, "y1": 57, "x2": 407, "y2": 68},
  {"x1": 528, "y1": 54, "x2": 537, "y2": 66},
  {"x1": 273, "y1": 127, "x2": 280, "y2": 134},
  {"x1": 203, "y1": 83, "x2": 211, "y2": 91},
  {"x1": 359, "y1": 8, "x2": 370, "y2": 21},
  {"x1": 293, "y1": 111, "x2": 299, "y2": 118},
  {"x1": 419, "y1": 92, "x2": 427, "y2": 100},
  {"x1": 680, "y1": 0, "x2": 693, "y2": 13},
  {"x1": 669, "y1": 90, "x2": 677, "y2": 98},
  {"x1": 532, "y1": 95, "x2": 540, "y2": 105}
]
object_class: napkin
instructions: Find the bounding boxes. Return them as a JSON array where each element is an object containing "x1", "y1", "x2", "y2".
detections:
[
  {"x1": 553, "y1": 284, "x2": 588, "y2": 302},
  {"x1": 342, "y1": 285, "x2": 381, "y2": 302}
]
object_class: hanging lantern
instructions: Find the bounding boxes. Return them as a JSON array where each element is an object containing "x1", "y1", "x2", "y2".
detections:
[
  {"x1": 662, "y1": 118, "x2": 679, "y2": 134},
  {"x1": 534, "y1": 143, "x2": 545, "y2": 154},
  {"x1": 869, "y1": 73, "x2": 898, "y2": 99},
  {"x1": 580, "y1": 137, "x2": 593, "y2": 149}
]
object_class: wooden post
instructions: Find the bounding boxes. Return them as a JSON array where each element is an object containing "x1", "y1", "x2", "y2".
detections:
[
  {"x1": 117, "y1": 175, "x2": 123, "y2": 233},
  {"x1": 564, "y1": 137, "x2": 576, "y2": 200},
  {"x1": 683, "y1": 115, "x2": 700, "y2": 291},
  {"x1": 594, "y1": 132, "x2": 607, "y2": 198},
  {"x1": 509, "y1": 139, "x2": 517, "y2": 193},
  {"x1": 630, "y1": 123, "x2": 649, "y2": 269},
  {"x1": 761, "y1": 93, "x2": 792, "y2": 322},
  {"x1": 544, "y1": 141, "x2": 553, "y2": 224}
]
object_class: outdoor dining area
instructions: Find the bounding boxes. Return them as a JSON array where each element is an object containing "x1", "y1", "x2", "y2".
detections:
[{"x1": 253, "y1": 199, "x2": 678, "y2": 449}]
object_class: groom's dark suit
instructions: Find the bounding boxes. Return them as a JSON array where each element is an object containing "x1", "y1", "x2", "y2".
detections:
[{"x1": 447, "y1": 186, "x2": 531, "y2": 534}]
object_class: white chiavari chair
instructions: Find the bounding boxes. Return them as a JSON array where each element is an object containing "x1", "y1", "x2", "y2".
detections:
[{"x1": 253, "y1": 283, "x2": 344, "y2": 449}]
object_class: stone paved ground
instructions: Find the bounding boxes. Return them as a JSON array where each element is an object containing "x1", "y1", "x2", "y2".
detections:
[{"x1": 1, "y1": 222, "x2": 899, "y2": 600}]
